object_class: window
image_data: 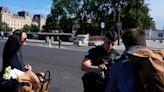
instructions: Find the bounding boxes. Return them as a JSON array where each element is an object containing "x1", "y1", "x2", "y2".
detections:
[{"x1": 159, "y1": 33, "x2": 163, "y2": 37}]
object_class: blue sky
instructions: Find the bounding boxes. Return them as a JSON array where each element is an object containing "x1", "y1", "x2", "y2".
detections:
[
  {"x1": 0, "y1": 0, "x2": 52, "y2": 17},
  {"x1": 147, "y1": 0, "x2": 164, "y2": 30},
  {"x1": 0, "y1": 0, "x2": 164, "y2": 30}
]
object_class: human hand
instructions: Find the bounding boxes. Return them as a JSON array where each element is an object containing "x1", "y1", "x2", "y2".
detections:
[{"x1": 99, "y1": 62, "x2": 108, "y2": 71}]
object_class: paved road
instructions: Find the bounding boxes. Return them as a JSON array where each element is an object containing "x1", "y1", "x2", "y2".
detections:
[
  {"x1": 0, "y1": 38, "x2": 163, "y2": 92},
  {"x1": 0, "y1": 41, "x2": 85, "y2": 92},
  {"x1": 0, "y1": 40, "x2": 123, "y2": 92}
]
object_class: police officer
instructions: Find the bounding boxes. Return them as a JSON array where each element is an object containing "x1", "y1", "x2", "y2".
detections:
[{"x1": 81, "y1": 30, "x2": 120, "y2": 92}]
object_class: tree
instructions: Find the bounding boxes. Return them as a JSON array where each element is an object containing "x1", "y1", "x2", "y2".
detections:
[
  {"x1": 45, "y1": 0, "x2": 81, "y2": 32},
  {"x1": 23, "y1": 24, "x2": 32, "y2": 32},
  {"x1": 45, "y1": 0, "x2": 155, "y2": 35},
  {"x1": 120, "y1": 0, "x2": 153, "y2": 30},
  {"x1": 31, "y1": 24, "x2": 40, "y2": 32},
  {"x1": 0, "y1": 22, "x2": 12, "y2": 32},
  {"x1": 76, "y1": 0, "x2": 115, "y2": 35},
  {"x1": 22, "y1": 24, "x2": 40, "y2": 32}
]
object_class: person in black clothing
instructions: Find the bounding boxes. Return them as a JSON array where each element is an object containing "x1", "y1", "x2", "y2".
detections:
[
  {"x1": 0, "y1": 29, "x2": 31, "y2": 92},
  {"x1": 81, "y1": 30, "x2": 120, "y2": 92},
  {"x1": 2, "y1": 29, "x2": 31, "y2": 72},
  {"x1": 57, "y1": 36, "x2": 62, "y2": 48}
]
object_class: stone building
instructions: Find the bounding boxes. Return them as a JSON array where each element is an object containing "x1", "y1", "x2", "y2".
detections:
[
  {"x1": 145, "y1": 29, "x2": 164, "y2": 40},
  {"x1": 0, "y1": 6, "x2": 46, "y2": 31},
  {"x1": 33, "y1": 14, "x2": 46, "y2": 30}
]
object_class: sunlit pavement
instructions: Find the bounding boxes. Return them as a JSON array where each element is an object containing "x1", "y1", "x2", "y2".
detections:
[
  {"x1": 0, "y1": 38, "x2": 163, "y2": 92},
  {"x1": 0, "y1": 38, "x2": 163, "y2": 52}
]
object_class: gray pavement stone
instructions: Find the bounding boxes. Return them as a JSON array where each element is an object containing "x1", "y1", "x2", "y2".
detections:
[{"x1": 1, "y1": 39, "x2": 163, "y2": 52}]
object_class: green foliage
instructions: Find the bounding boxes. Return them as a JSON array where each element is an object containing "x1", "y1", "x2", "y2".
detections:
[
  {"x1": 121, "y1": 0, "x2": 153, "y2": 30},
  {"x1": 45, "y1": 0, "x2": 155, "y2": 35},
  {"x1": 31, "y1": 24, "x2": 40, "y2": 32},
  {"x1": 0, "y1": 22, "x2": 12, "y2": 32},
  {"x1": 23, "y1": 24, "x2": 32, "y2": 32},
  {"x1": 45, "y1": 0, "x2": 81, "y2": 32},
  {"x1": 22, "y1": 24, "x2": 40, "y2": 32}
]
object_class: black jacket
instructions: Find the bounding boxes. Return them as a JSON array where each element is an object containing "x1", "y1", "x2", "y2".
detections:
[{"x1": 2, "y1": 35, "x2": 25, "y2": 72}]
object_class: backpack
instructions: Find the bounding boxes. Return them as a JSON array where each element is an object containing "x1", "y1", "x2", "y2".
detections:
[
  {"x1": 127, "y1": 47, "x2": 164, "y2": 92},
  {"x1": 0, "y1": 70, "x2": 51, "y2": 92},
  {"x1": 18, "y1": 71, "x2": 51, "y2": 92}
]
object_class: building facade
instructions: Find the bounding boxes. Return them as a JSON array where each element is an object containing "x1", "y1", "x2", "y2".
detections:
[
  {"x1": 145, "y1": 29, "x2": 164, "y2": 40},
  {"x1": 33, "y1": 14, "x2": 46, "y2": 30},
  {"x1": 0, "y1": 6, "x2": 46, "y2": 31}
]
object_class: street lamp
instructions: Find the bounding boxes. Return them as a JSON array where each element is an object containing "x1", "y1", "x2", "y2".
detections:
[
  {"x1": 116, "y1": 21, "x2": 122, "y2": 45},
  {"x1": 116, "y1": 3, "x2": 122, "y2": 45},
  {"x1": 149, "y1": 18, "x2": 153, "y2": 40},
  {"x1": 101, "y1": 22, "x2": 105, "y2": 44}
]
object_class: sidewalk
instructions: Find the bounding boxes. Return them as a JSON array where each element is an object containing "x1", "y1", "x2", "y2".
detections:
[
  {"x1": 0, "y1": 38, "x2": 163, "y2": 51},
  {"x1": 27, "y1": 39, "x2": 163, "y2": 52},
  {"x1": 115, "y1": 40, "x2": 164, "y2": 50},
  {"x1": 146, "y1": 40, "x2": 164, "y2": 49}
]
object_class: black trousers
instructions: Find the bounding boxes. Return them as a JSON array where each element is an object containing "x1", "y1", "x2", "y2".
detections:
[
  {"x1": 82, "y1": 74, "x2": 107, "y2": 92},
  {"x1": 0, "y1": 78, "x2": 21, "y2": 92}
]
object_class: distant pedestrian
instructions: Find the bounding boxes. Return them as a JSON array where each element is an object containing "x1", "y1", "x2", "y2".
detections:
[
  {"x1": 0, "y1": 31, "x2": 4, "y2": 39},
  {"x1": 57, "y1": 36, "x2": 61, "y2": 48},
  {"x1": 81, "y1": 30, "x2": 120, "y2": 92}
]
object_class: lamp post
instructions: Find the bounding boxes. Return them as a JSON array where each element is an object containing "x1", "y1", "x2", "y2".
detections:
[
  {"x1": 116, "y1": 21, "x2": 122, "y2": 45},
  {"x1": 101, "y1": 22, "x2": 105, "y2": 44},
  {"x1": 149, "y1": 18, "x2": 153, "y2": 40},
  {"x1": 116, "y1": 3, "x2": 122, "y2": 45}
]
